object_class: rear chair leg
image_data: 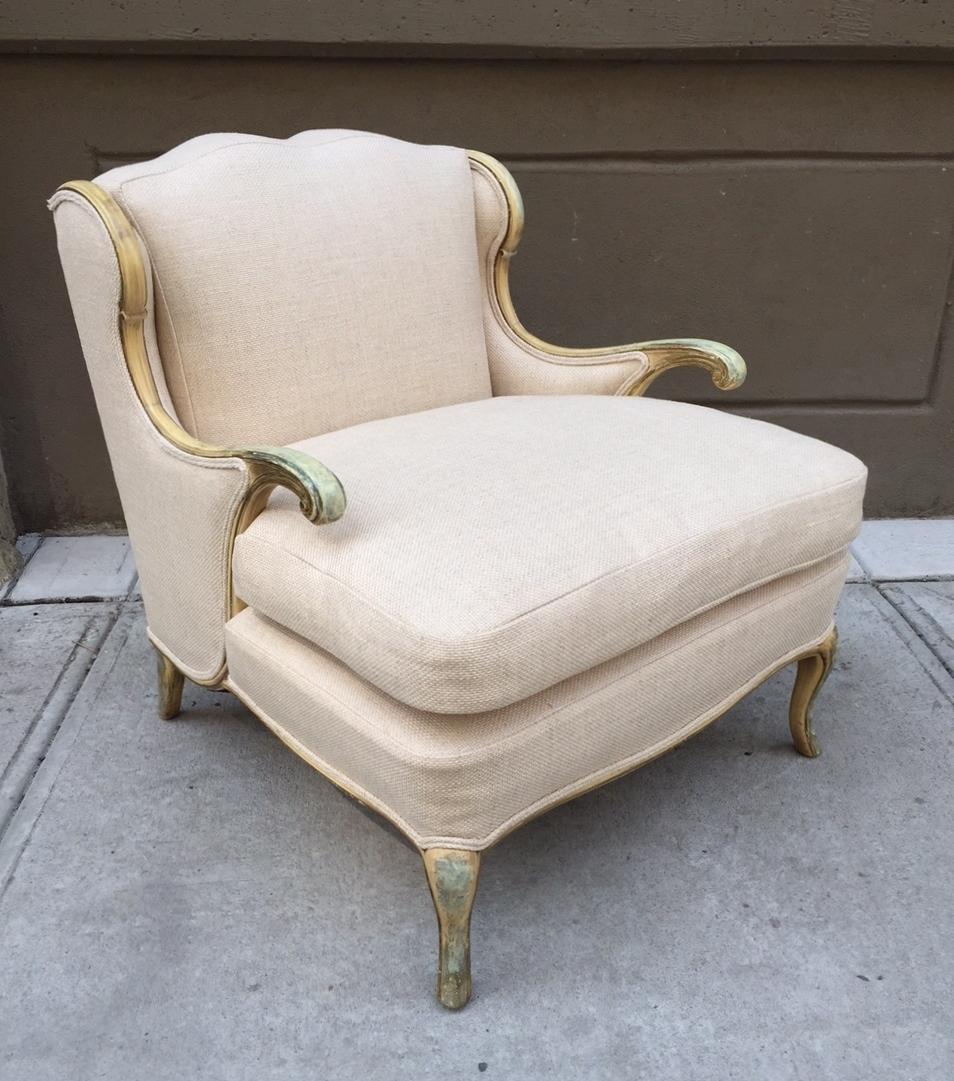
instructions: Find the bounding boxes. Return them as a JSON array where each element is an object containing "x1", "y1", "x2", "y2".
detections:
[
  {"x1": 155, "y1": 647, "x2": 185, "y2": 720},
  {"x1": 789, "y1": 626, "x2": 838, "y2": 758},
  {"x1": 422, "y1": 847, "x2": 481, "y2": 1009}
]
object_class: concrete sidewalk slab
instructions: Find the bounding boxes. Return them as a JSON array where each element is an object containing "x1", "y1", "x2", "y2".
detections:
[
  {"x1": 0, "y1": 588, "x2": 951, "y2": 1080},
  {"x1": 7, "y1": 536, "x2": 136, "y2": 604},
  {"x1": 881, "y1": 581, "x2": 954, "y2": 680},
  {"x1": 0, "y1": 604, "x2": 117, "y2": 829},
  {"x1": 853, "y1": 519, "x2": 954, "y2": 580}
]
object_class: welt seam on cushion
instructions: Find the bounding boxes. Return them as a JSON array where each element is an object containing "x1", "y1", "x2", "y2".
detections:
[
  {"x1": 234, "y1": 541, "x2": 844, "y2": 689},
  {"x1": 229, "y1": 554, "x2": 845, "y2": 752},
  {"x1": 236, "y1": 474, "x2": 858, "y2": 650},
  {"x1": 470, "y1": 557, "x2": 846, "y2": 737},
  {"x1": 446, "y1": 556, "x2": 847, "y2": 742},
  {"x1": 462, "y1": 548, "x2": 849, "y2": 713},
  {"x1": 228, "y1": 628, "x2": 454, "y2": 760},
  {"x1": 489, "y1": 489, "x2": 861, "y2": 632}
]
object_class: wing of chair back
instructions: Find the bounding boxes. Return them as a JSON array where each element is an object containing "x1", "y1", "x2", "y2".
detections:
[
  {"x1": 469, "y1": 152, "x2": 746, "y2": 397},
  {"x1": 49, "y1": 186, "x2": 345, "y2": 685}
]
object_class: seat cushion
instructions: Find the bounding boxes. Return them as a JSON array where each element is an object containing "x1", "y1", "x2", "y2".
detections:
[{"x1": 232, "y1": 395, "x2": 866, "y2": 713}]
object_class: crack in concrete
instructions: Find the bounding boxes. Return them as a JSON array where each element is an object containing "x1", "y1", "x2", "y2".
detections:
[
  {"x1": 1, "y1": 593, "x2": 137, "y2": 607},
  {"x1": 871, "y1": 584, "x2": 954, "y2": 707},
  {"x1": 0, "y1": 605, "x2": 120, "y2": 823},
  {"x1": 879, "y1": 589, "x2": 954, "y2": 690}
]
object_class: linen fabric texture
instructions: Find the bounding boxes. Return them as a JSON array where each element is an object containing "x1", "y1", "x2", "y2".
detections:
[
  {"x1": 96, "y1": 131, "x2": 493, "y2": 446},
  {"x1": 54, "y1": 131, "x2": 511, "y2": 676},
  {"x1": 50, "y1": 192, "x2": 245, "y2": 681},
  {"x1": 226, "y1": 553, "x2": 848, "y2": 849},
  {"x1": 233, "y1": 394, "x2": 865, "y2": 714},
  {"x1": 53, "y1": 129, "x2": 770, "y2": 679}
]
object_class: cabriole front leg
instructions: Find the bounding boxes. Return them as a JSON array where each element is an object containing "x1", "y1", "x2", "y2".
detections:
[
  {"x1": 422, "y1": 847, "x2": 481, "y2": 1009},
  {"x1": 789, "y1": 627, "x2": 838, "y2": 758},
  {"x1": 154, "y1": 647, "x2": 185, "y2": 720}
]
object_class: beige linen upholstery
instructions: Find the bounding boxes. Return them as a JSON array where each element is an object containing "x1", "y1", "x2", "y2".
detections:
[
  {"x1": 96, "y1": 131, "x2": 492, "y2": 446},
  {"x1": 52, "y1": 131, "x2": 501, "y2": 678},
  {"x1": 232, "y1": 394, "x2": 865, "y2": 713},
  {"x1": 226, "y1": 552, "x2": 847, "y2": 849},
  {"x1": 51, "y1": 192, "x2": 246, "y2": 682}
]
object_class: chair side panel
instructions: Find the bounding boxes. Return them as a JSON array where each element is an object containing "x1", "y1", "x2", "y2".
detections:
[{"x1": 52, "y1": 194, "x2": 243, "y2": 680}]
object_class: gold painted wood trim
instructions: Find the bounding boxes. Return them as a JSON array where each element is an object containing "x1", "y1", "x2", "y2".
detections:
[
  {"x1": 614, "y1": 338, "x2": 747, "y2": 396},
  {"x1": 51, "y1": 181, "x2": 346, "y2": 619},
  {"x1": 154, "y1": 645, "x2": 185, "y2": 719},
  {"x1": 466, "y1": 150, "x2": 747, "y2": 393},
  {"x1": 789, "y1": 625, "x2": 837, "y2": 758}
]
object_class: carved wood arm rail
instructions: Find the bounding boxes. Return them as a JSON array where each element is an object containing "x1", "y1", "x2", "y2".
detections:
[
  {"x1": 616, "y1": 338, "x2": 747, "y2": 396},
  {"x1": 54, "y1": 181, "x2": 347, "y2": 531},
  {"x1": 467, "y1": 151, "x2": 747, "y2": 398}
]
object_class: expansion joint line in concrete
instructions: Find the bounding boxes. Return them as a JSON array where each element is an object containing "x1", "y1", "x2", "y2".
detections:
[
  {"x1": 871, "y1": 583, "x2": 954, "y2": 707},
  {"x1": 0, "y1": 602, "x2": 124, "y2": 896}
]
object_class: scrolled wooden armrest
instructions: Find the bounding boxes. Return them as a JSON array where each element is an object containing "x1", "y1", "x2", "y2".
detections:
[
  {"x1": 616, "y1": 338, "x2": 747, "y2": 397},
  {"x1": 240, "y1": 446, "x2": 346, "y2": 525}
]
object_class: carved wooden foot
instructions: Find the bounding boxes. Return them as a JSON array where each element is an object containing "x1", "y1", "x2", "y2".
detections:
[
  {"x1": 155, "y1": 647, "x2": 185, "y2": 720},
  {"x1": 789, "y1": 626, "x2": 838, "y2": 758},
  {"x1": 422, "y1": 847, "x2": 481, "y2": 1009}
]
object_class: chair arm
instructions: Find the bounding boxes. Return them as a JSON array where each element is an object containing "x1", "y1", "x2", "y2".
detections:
[
  {"x1": 468, "y1": 151, "x2": 746, "y2": 398},
  {"x1": 54, "y1": 181, "x2": 347, "y2": 532},
  {"x1": 239, "y1": 446, "x2": 346, "y2": 526},
  {"x1": 615, "y1": 338, "x2": 746, "y2": 397}
]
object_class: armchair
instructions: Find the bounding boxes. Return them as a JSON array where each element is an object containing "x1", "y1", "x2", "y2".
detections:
[{"x1": 51, "y1": 131, "x2": 865, "y2": 1009}]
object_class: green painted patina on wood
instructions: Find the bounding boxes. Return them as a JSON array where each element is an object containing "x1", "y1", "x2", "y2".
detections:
[{"x1": 423, "y1": 848, "x2": 481, "y2": 1009}]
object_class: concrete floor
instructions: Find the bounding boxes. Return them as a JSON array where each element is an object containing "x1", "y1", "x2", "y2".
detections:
[{"x1": 1, "y1": 527, "x2": 953, "y2": 1079}]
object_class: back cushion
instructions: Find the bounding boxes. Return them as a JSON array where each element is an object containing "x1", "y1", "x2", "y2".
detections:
[{"x1": 97, "y1": 131, "x2": 492, "y2": 446}]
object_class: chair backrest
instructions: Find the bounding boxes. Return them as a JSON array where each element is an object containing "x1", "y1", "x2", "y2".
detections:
[
  {"x1": 51, "y1": 131, "x2": 517, "y2": 682},
  {"x1": 95, "y1": 131, "x2": 493, "y2": 446}
]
